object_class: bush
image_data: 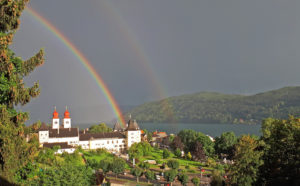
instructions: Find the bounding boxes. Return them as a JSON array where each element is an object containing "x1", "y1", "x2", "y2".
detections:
[
  {"x1": 163, "y1": 149, "x2": 171, "y2": 159},
  {"x1": 191, "y1": 177, "x2": 200, "y2": 186},
  {"x1": 167, "y1": 160, "x2": 179, "y2": 170},
  {"x1": 174, "y1": 148, "x2": 182, "y2": 157}
]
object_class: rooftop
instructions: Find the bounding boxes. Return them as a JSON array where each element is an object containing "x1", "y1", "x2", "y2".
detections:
[{"x1": 79, "y1": 132, "x2": 126, "y2": 141}]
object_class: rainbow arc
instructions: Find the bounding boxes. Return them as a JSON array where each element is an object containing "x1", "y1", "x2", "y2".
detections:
[{"x1": 25, "y1": 7, "x2": 125, "y2": 126}]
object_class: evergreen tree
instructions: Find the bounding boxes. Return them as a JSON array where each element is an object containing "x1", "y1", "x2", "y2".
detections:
[{"x1": 0, "y1": 0, "x2": 44, "y2": 181}]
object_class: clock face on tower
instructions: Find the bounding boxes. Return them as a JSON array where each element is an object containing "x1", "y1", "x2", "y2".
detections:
[
  {"x1": 66, "y1": 121, "x2": 69, "y2": 124},
  {"x1": 55, "y1": 121, "x2": 58, "y2": 124}
]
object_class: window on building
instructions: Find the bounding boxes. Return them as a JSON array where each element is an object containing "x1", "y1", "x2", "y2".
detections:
[{"x1": 107, "y1": 141, "x2": 109, "y2": 144}]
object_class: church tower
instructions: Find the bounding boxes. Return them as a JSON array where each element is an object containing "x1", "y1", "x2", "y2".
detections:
[
  {"x1": 52, "y1": 107, "x2": 60, "y2": 129},
  {"x1": 126, "y1": 117, "x2": 141, "y2": 148},
  {"x1": 63, "y1": 107, "x2": 71, "y2": 128}
]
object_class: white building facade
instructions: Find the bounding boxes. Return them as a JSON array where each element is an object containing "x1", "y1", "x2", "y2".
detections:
[{"x1": 38, "y1": 108, "x2": 141, "y2": 153}]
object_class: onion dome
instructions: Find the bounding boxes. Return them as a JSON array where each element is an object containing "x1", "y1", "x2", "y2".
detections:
[
  {"x1": 53, "y1": 108, "x2": 59, "y2": 119},
  {"x1": 64, "y1": 107, "x2": 70, "y2": 118}
]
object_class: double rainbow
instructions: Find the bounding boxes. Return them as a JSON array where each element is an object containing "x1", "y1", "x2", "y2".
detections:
[{"x1": 25, "y1": 7, "x2": 125, "y2": 126}]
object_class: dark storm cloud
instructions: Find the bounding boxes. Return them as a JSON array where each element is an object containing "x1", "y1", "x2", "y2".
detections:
[{"x1": 11, "y1": 0, "x2": 300, "y2": 123}]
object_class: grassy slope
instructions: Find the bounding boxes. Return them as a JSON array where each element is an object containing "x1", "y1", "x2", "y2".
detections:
[{"x1": 126, "y1": 86, "x2": 300, "y2": 124}]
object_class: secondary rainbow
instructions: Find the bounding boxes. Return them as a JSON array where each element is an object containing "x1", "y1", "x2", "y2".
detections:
[
  {"x1": 100, "y1": 1, "x2": 177, "y2": 123},
  {"x1": 25, "y1": 7, "x2": 125, "y2": 126}
]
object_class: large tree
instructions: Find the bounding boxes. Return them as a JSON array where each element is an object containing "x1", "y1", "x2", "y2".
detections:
[
  {"x1": 228, "y1": 135, "x2": 263, "y2": 186},
  {"x1": 214, "y1": 131, "x2": 237, "y2": 159},
  {"x1": 89, "y1": 123, "x2": 112, "y2": 133},
  {"x1": 258, "y1": 117, "x2": 300, "y2": 185},
  {"x1": 0, "y1": 0, "x2": 44, "y2": 181},
  {"x1": 191, "y1": 141, "x2": 206, "y2": 161},
  {"x1": 110, "y1": 158, "x2": 126, "y2": 178}
]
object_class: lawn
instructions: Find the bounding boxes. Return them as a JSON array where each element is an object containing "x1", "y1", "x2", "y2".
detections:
[
  {"x1": 82, "y1": 150, "x2": 115, "y2": 162},
  {"x1": 82, "y1": 150, "x2": 131, "y2": 169},
  {"x1": 137, "y1": 148, "x2": 209, "y2": 173}
]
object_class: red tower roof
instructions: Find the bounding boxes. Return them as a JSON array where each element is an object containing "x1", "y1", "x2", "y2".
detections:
[
  {"x1": 64, "y1": 108, "x2": 70, "y2": 118},
  {"x1": 53, "y1": 109, "x2": 59, "y2": 119}
]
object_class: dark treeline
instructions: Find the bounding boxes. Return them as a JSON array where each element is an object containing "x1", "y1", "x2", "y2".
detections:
[{"x1": 126, "y1": 87, "x2": 300, "y2": 124}]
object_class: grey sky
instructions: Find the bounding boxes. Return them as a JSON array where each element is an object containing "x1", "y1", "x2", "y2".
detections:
[{"x1": 11, "y1": 0, "x2": 300, "y2": 124}]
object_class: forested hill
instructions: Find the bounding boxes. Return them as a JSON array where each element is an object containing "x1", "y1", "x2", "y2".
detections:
[{"x1": 125, "y1": 87, "x2": 300, "y2": 124}]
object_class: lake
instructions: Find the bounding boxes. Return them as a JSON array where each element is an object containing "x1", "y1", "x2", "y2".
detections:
[
  {"x1": 76, "y1": 122, "x2": 261, "y2": 137},
  {"x1": 138, "y1": 123, "x2": 261, "y2": 137}
]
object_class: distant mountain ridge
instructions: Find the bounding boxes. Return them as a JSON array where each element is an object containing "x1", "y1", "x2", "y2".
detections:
[{"x1": 125, "y1": 86, "x2": 300, "y2": 124}]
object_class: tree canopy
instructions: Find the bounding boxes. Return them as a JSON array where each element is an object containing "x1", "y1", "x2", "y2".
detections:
[
  {"x1": 0, "y1": 0, "x2": 44, "y2": 181},
  {"x1": 258, "y1": 117, "x2": 300, "y2": 185},
  {"x1": 89, "y1": 123, "x2": 112, "y2": 133}
]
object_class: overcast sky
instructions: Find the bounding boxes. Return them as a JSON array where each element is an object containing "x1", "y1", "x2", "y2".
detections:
[{"x1": 11, "y1": 0, "x2": 300, "y2": 124}]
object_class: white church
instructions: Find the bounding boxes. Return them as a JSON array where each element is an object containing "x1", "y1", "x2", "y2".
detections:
[{"x1": 38, "y1": 108, "x2": 141, "y2": 154}]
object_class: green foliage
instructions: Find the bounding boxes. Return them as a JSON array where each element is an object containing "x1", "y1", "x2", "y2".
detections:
[
  {"x1": 89, "y1": 123, "x2": 112, "y2": 133},
  {"x1": 0, "y1": 0, "x2": 44, "y2": 181},
  {"x1": 14, "y1": 162, "x2": 39, "y2": 185},
  {"x1": 86, "y1": 159, "x2": 100, "y2": 170},
  {"x1": 206, "y1": 157, "x2": 216, "y2": 168},
  {"x1": 178, "y1": 130, "x2": 214, "y2": 157},
  {"x1": 37, "y1": 164, "x2": 94, "y2": 185},
  {"x1": 210, "y1": 170, "x2": 224, "y2": 186},
  {"x1": 128, "y1": 142, "x2": 153, "y2": 159},
  {"x1": 167, "y1": 160, "x2": 179, "y2": 170},
  {"x1": 163, "y1": 148, "x2": 171, "y2": 159},
  {"x1": 228, "y1": 135, "x2": 263, "y2": 186},
  {"x1": 174, "y1": 148, "x2": 182, "y2": 157},
  {"x1": 191, "y1": 177, "x2": 200, "y2": 186},
  {"x1": 130, "y1": 167, "x2": 143, "y2": 182},
  {"x1": 258, "y1": 117, "x2": 300, "y2": 185},
  {"x1": 196, "y1": 133, "x2": 215, "y2": 156},
  {"x1": 145, "y1": 170, "x2": 155, "y2": 183},
  {"x1": 178, "y1": 173, "x2": 189, "y2": 186},
  {"x1": 214, "y1": 132, "x2": 237, "y2": 158},
  {"x1": 36, "y1": 148, "x2": 56, "y2": 165},
  {"x1": 99, "y1": 159, "x2": 111, "y2": 175},
  {"x1": 62, "y1": 149, "x2": 82, "y2": 165},
  {"x1": 138, "y1": 162, "x2": 150, "y2": 170},
  {"x1": 110, "y1": 157, "x2": 126, "y2": 178},
  {"x1": 164, "y1": 169, "x2": 178, "y2": 183},
  {"x1": 126, "y1": 87, "x2": 300, "y2": 124}
]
